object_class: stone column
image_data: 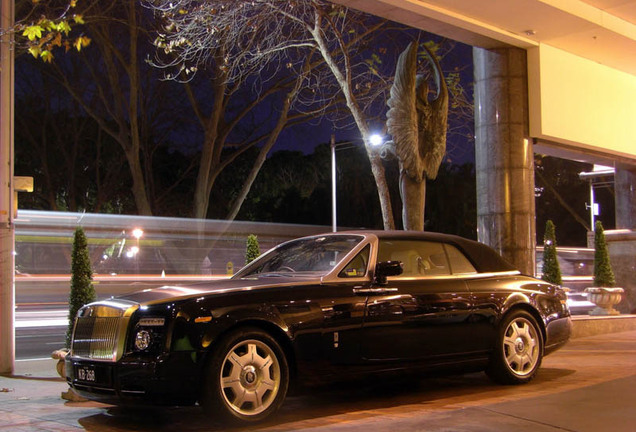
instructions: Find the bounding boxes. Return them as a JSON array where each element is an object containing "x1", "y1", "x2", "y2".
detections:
[
  {"x1": 610, "y1": 165, "x2": 636, "y2": 313},
  {"x1": 0, "y1": 0, "x2": 15, "y2": 375},
  {"x1": 615, "y1": 164, "x2": 636, "y2": 230},
  {"x1": 473, "y1": 47, "x2": 535, "y2": 275}
]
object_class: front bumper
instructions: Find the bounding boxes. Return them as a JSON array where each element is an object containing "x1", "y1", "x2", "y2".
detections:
[
  {"x1": 65, "y1": 352, "x2": 200, "y2": 406},
  {"x1": 544, "y1": 316, "x2": 572, "y2": 356}
]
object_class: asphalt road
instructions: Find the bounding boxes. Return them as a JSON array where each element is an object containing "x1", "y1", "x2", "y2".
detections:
[{"x1": 16, "y1": 326, "x2": 66, "y2": 360}]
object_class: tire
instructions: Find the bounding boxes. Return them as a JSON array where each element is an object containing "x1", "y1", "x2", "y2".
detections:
[
  {"x1": 486, "y1": 310, "x2": 543, "y2": 385},
  {"x1": 200, "y1": 327, "x2": 289, "y2": 424}
]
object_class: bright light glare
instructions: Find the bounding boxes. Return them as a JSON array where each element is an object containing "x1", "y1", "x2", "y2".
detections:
[
  {"x1": 369, "y1": 134, "x2": 383, "y2": 146},
  {"x1": 132, "y1": 228, "x2": 144, "y2": 239}
]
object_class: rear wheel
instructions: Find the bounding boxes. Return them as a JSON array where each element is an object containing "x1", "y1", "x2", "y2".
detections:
[
  {"x1": 200, "y1": 327, "x2": 289, "y2": 423},
  {"x1": 486, "y1": 310, "x2": 543, "y2": 384}
]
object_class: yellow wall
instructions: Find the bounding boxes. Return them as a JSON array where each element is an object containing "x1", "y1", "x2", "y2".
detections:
[{"x1": 528, "y1": 44, "x2": 636, "y2": 161}]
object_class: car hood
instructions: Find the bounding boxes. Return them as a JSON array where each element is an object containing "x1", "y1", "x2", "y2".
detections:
[{"x1": 114, "y1": 275, "x2": 318, "y2": 305}]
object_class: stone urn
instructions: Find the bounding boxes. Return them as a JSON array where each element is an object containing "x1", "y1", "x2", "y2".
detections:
[
  {"x1": 584, "y1": 287, "x2": 624, "y2": 316},
  {"x1": 51, "y1": 348, "x2": 68, "y2": 379}
]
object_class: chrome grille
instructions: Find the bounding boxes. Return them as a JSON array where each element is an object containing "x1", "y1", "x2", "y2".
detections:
[{"x1": 71, "y1": 304, "x2": 129, "y2": 361}]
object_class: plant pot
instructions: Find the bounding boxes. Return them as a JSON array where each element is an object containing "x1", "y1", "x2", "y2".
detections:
[
  {"x1": 51, "y1": 348, "x2": 69, "y2": 379},
  {"x1": 584, "y1": 287, "x2": 624, "y2": 316}
]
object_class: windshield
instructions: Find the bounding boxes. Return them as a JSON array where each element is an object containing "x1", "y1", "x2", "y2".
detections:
[{"x1": 234, "y1": 235, "x2": 364, "y2": 278}]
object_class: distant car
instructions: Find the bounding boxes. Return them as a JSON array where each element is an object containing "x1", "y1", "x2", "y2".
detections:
[{"x1": 66, "y1": 231, "x2": 571, "y2": 423}]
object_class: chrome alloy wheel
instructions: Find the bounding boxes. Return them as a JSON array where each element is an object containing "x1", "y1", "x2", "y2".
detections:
[
  {"x1": 502, "y1": 317, "x2": 540, "y2": 377},
  {"x1": 219, "y1": 339, "x2": 281, "y2": 416}
]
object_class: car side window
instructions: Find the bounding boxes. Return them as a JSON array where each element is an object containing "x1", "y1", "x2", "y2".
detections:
[
  {"x1": 338, "y1": 245, "x2": 370, "y2": 278},
  {"x1": 444, "y1": 244, "x2": 477, "y2": 274},
  {"x1": 378, "y1": 240, "x2": 451, "y2": 277}
]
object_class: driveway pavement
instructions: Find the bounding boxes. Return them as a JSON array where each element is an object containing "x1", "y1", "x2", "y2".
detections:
[{"x1": 1, "y1": 330, "x2": 635, "y2": 431}]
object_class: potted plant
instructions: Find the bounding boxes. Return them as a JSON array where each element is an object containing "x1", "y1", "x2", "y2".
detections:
[
  {"x1": 52, "y1": 227, "x2": 95, "y2": 401},
  {"x1": 584, "y1": 221, "x2": 624, "y2": 315},
  {"x1": 246, "y1": 234, "x2": 260, "y2": 265},
  {"x1": 541, "y1": 220, "x2": 562, "y2": 285}
]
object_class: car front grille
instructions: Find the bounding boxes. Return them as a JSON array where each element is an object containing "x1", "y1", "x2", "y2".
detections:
[
  {"x1": 70, "y1": 303, "x2": 135, "y2": 362},
  {"x1": 71, "y1": 316, "x2": 122, "y2": 360}
]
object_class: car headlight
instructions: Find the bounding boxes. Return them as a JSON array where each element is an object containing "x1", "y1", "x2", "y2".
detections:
[{"x1": 134, "y1": 330, "x2": 151, "y2": 351}]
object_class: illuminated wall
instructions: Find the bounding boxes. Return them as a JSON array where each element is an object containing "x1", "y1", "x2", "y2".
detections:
[{"x1": 528, "y1": 44, "x2": 636, "y2": 161}]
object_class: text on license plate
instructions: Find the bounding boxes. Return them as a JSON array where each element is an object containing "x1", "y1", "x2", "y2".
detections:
[{"x1": 77, "y1": 366, "x2": 96, "y2": 382}]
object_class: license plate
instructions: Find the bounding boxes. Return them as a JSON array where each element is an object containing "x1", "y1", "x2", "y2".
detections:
[{"x1": 76, "y1": 366, "x2": 96, "y2": 382}]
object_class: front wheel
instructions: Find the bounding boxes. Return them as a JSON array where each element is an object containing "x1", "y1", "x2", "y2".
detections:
[
  {"x1": 200, "y1": 327, "x2": 289, "y2": 423},
  {"x1": 486, "y1": 310, "x2": 543, "y2": 385}
]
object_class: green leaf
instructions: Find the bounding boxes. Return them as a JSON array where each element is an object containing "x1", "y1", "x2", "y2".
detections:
[
  {"x1": 74, "y1": 36, "x2": 91, "y2": 51},
  {"x1": 22, "y1": 25, "x2": 44, "y2": 41},
  {"x1": 27, "y1": 46, "x2": 41, "y2": 58},
  {"x1": 40, "y1": 50, "x2": 54, "y2": 63},
  {"x1": 57, "y1": 21, "x2": 72, "y2": 35}
]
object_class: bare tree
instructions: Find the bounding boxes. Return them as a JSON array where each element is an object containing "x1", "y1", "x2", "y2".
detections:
[
  {"x1": 34, "y1": 0, "x2": 203, "y2": 216},
  {"x1": 15, "y1": 54, "x2": 131, "y2": 212},
  {"x1": 147, "y1": 1, "x2": 475, "y2": 229},
  {"x1": 148, "y1": 1, "x2": 341, "y2": 219},
  {"x1": 178, "y1": 59, "x2": 316, "y2": 219},
  {"x1": 40, "y1": 0, "x2": 160, "y2": 215},
  {"x1": 148, "y1": 0, "x2": 399, "y2": 228}
]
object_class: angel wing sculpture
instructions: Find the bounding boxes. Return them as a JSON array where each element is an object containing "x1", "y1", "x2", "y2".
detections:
[{"x1": 386, "y1": 41, "x2": 448, "y2": 230}]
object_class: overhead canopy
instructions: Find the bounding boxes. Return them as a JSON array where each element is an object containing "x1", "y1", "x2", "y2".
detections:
[{"x1": 337, "y1": 0, "x2": 636, "y2": 165}]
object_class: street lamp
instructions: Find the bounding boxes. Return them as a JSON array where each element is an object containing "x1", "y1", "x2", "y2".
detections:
[
  {"x1": 132, "y1": 228, "x2": 144, "y2": 240},
  {"x1": 369, "y1": 134, "x2": 383, "y2": 147},
  {"x1": 132, "y1": 228, "x2": 143, "y2": 275},
  {"x1": 331, "y1": 134, "x2": 383, "y2": 232}
]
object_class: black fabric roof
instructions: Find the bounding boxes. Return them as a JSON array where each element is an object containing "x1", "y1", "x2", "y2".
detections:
[{"x1": 341, "y1": 230, "x2": 519, "y2": 274}]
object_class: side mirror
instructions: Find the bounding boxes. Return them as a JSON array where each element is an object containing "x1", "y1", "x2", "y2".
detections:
[{"x1": 374, "y1": 260, "x2": 403, "y2": 285}]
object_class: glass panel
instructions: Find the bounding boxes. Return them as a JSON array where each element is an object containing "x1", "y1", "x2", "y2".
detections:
[
  {"x1": 338, "y1": 245, "x2": 370, "y2": 278},
  {"x1": 444, "y1": 244, "x2": 477, "y2": 274},
  {"x1": 237, "y1": 235, "x2": 364, "y2": 277},
  {"x1": 378, "y1": 240, "x2": 450, "y2": 277}
]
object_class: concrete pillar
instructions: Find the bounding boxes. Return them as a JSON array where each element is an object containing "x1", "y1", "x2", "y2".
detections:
[
  {"x1": 615, "y1": 164, "x2": 636, "y2": 230},
  {"x1": 611, "y1": 165, "x2": 636, "y2": 313},
  {"x1": 473, "y1": 47, "x2": 536, "y2": 276},
  {"x1": 0, "y1": 0, "x2": 15, "y2": 375}
]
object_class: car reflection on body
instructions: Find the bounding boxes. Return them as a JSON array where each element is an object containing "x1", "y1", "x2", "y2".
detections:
[{"x1": 65, "y1": 231, "x2": 571, "y2": 424}]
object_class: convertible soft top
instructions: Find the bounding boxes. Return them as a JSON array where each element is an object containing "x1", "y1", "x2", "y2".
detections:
[{"x1": 344, "y1": 230, "x2": 519, "y2": 274}]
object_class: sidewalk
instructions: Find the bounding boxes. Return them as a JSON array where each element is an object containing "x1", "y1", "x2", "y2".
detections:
[{"x1": 1, "y1": 330, "x2": 635, "y2": 431}]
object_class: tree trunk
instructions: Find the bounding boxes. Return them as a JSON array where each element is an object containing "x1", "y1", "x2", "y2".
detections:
[
  {"x1": 192, "y1": 75, "x2": 227, "y2": 220},
  {"x1": 310, "y1": 16, "x2": 395, "y2": 230},
  {"x1": 226, "y1": 93, "x2": 294, "y2": 221},
  {"x1": 367, "y1": 150, "x2": 395, "y2": 230},
  {"x1": 125, "y1": 147, "x2": 152, "y2": 216}
]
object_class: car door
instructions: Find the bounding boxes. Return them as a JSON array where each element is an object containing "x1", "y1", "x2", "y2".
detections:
[
  {"x1": 288, "y1": 244, "x2": 371, "y2": 379},
  {"x1": 359, "y1": 239, "x2": 473, "y2": 363}
]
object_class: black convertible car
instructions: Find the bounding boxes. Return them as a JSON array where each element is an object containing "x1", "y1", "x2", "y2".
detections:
[{"x1": 66, "y1": 231, "x2": 571, "y2": 423}]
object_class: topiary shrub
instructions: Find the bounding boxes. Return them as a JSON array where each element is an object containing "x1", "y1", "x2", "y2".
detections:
[
  {"x1": 66, "y1": 227, "x2": 96, "y2": 348},
  {"x1": 245, "y1": 234, "x2": 260, "y2": 265},
  {"x1": 541, "y1": 220, "x2": 562, "y2": 285},
  {"x1": 593, "y1": 220, "x2": 615, "y2": 287}
]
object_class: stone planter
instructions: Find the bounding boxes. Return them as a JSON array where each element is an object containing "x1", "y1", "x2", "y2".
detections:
[
  {"x1": 51, "y1": 348, "x2": 68, "y2": 379},
  {"x1": 51, "y1": 348, "x2": 89, "y2": 402},
  {"x1": 584, "y1": 287, "x2": 624, "y2": 316}
]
